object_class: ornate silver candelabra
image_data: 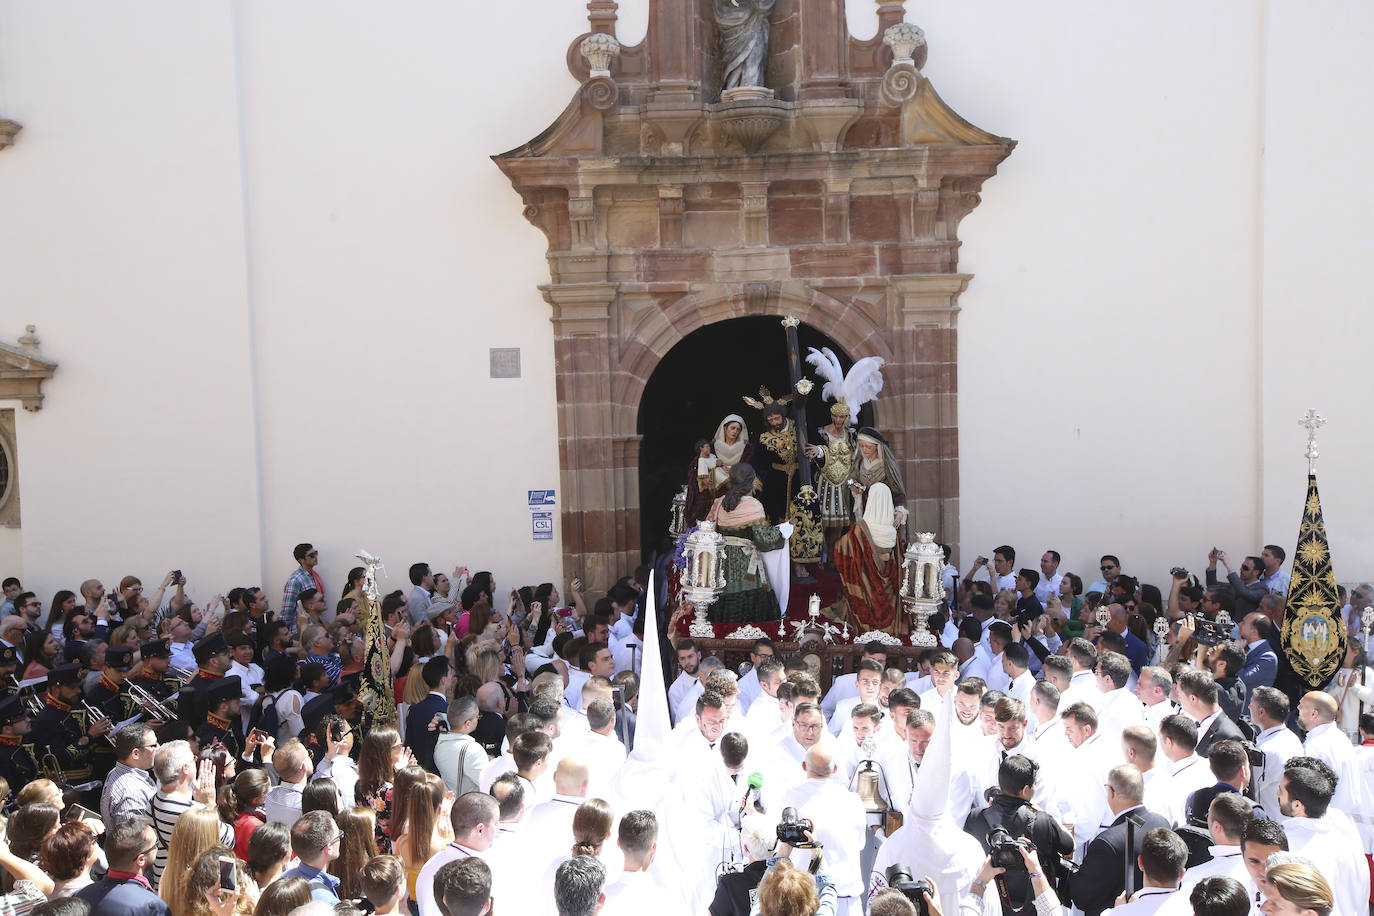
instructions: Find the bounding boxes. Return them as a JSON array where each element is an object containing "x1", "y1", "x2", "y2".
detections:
[
  {"x1": 682, "y1": 521, "x2": 727, "y2": 637},
  {"x1": 900, "y1": 532, "x2": 944, "y2": 647}
]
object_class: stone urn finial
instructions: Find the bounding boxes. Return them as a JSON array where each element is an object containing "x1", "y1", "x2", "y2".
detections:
[
  {"x1": 579, "y1": 33, "x2": 621, "y2": 79},
  {"x1": 884, "y1": 22, "x2": 926, "y2": 64},
  {"x1": 17, "y1": 325, "x2": 40, "y2": 357}
]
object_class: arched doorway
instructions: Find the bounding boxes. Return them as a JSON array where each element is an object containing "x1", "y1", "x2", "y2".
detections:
[{"x1": 636, "y1": 316, "x2": 876, "y2": 556}]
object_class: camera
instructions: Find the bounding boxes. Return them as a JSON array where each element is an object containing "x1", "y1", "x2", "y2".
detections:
[
  {"x1": 1170, "y1": 567, "x2": 1190, "y2": 579},
  {"x1": 987, "y1": 827, "x2": 1035, "y2": 870},
  {"x1": 885, "y1": 864, "x2": 934, "y2": 916},
  {"x1": 1193, "y1": 615, "x2": 1230, "y2": 647},
  {"x1": 776, "y1": 807, "x2": 815, "y2": 847}
]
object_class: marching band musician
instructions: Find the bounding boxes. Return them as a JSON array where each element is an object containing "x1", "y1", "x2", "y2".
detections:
[
  {"x1": 85, "y1": 645, "x2": 137, "y2": 724},
  {"x1": 197, "y1": 675, "x2": 246, "y2": 760},
  {"x1": 186, "y1": 633, "x2": 232, "y2": 722},
  {"x1": 32, "y1": 662, "x2": 112, "y2": 787},
  {"x1": 0, "y1": 694, "x2": 37, "y2": 791},
  {"x1": 135, "y1": 637, "x2": 182, "y2": 706},
  {"x1": 0, "y1": 647, "x2": 20, "y2": 698}
]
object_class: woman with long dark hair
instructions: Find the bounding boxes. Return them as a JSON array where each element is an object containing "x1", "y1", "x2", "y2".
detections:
[
  {"x1": 20, "y1": 630, "x2": 61, "y2": 680},
  {"x1": 703, "y1": 463, "x2": 784, "y2": 624},
  {"x1": 43, "y1": 591, "x2": 76, "y2": 639},
  {"x1": 355, "y1": 728, "x2": 414, "y2": 847},
  {"x1": 329, "y1": 807, "x2": 380, "y2": 900}
]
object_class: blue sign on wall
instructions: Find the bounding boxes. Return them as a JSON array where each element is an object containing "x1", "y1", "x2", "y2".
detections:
[
  {"x1": 531, "y1": 511, "x2": 553, "y2": 541},
  {"x1": 527, "y1": 489, "x2": 556, "y2": 507}
]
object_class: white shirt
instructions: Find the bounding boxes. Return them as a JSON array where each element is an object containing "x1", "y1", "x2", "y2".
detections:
[
  {"x1": 1096, "y1": 686, "x2": 1145, "y2": 743},
  {"x1": 1162, "y1": 754, "x2": 1212, "y2": 827},
  {"x1": 984, "y1": 652, "x2": 1010, "y2": 692},
  {"x1": 602, "y1": 870, "x2": 687, "y2": 916},
  {"x1": 577, "y1": 729, "x2": 628, "y2": 798},
  {"x1": 264, "y1": 780, "x2": 306, "y2": 825},
  {"x1": 520, "y1": 795, "x2": 587, "y2": 875},
  {"x1": 743, "y1": 690, "x2": 782, "y2": 744},
  {"x1": 1034, "y1": 573, "x2": 1064, "y2": 606},
  {"x1": 1061, "y1": 669, "x2": 1103, "y2": 712},
  {"x1": 1253, "y1": 723, "x2": 1302, "y2": 815},
  {"x1": 610, "y1": 634, "x2": 643, "y2": 679},
  {"x1": 667, "y1": 670, "x2": 697, "y2": 720},
  {"x1": 479, "y1": 753, "x2": 516, "y2": 792},
  {"x1": 416, "y1": 842, "x2": 485, "y2": 916},
  {"x1": 315, "y1": 756, "x2": 358, "y2": 812},
  {"x1": 564, "y1": 668, "x2": 591, "y2": 711},
  {"x1": 736, "y1": 667, "x2": 761, "y2": 713},
  {"x1": 169, "y1": 640, "x2": 196, "y2": 672},
  {"x1": 673, "y1": 680, "x2": 705, "y2": 726},
  {"x1": 828, "y1": 693, "x2": 880, "y2": 736},
  {"x1": 1103, "y1": 886, "x2": 1184, "y2": 916},
  {"x1": 229, "y1": 659, "x2": 264, "y2": 729},
  {"x1": 1006, "y1": 670, "x2": 1035, "y2": 704},
  {"x1": 1303, "y1": 720, "x2": 1365, "y2": 816}
]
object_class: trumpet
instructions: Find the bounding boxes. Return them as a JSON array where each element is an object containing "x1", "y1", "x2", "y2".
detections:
[
  {"x1": 9, "y1": 676, "x2": 41, "y2": 718},
  {"x1": 126, "y1": 682, "x2": 176, "y2": 722},
  {"x1": 170, "y1": 666, "x2": 196, "y2": 684},
  {"x1": 80, "y1": 702, "x2": 118, "y2": 746}
]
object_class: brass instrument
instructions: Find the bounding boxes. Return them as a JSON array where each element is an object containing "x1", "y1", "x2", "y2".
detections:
[
  {"x1": 80, "y1": 701, "x2": 118, "y2": 746},
  {"x1": 10, "y1": 676, "x2": 41, "y2": 718},
  {"x1": 39, "y1": 748, "x2": 65, "y2": 785},
  {"x1": 170, "y1": 666, "x2": 196, "y2": 684},
  {"x1": 127, "y1": 682, "x2": 175, "y2": 722}
]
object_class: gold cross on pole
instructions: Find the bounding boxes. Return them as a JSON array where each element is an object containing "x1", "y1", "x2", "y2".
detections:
[{"x1": 1298, "y1": 408, "x2": 1326, "y2": 475}]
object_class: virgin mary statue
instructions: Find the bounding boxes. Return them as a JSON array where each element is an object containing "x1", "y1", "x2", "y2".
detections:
[{"x1": 714, "y1": 0, "x2": 776, "y2": 90}]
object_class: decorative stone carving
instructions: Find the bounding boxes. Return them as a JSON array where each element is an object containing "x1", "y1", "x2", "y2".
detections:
[
  {"x1": 579, "y1": 33, "x2": 620, "y2": 78},
  {"x1": 494, "y1": 0, "x2": 1014, "y2": 586},
  {"x1": 0, "y1": 326, "x2": 58, "y2": 411},
  {"x1": 0, "y1": 120, "x2": 20, "y2": 152},
  {"x1": 714, "y1": 0, "x2": 777, "y2": 91},
  {"x1": 883, "y1": 22, "x2": 926, "y2": 64},
  {"x1": 716, "y1": 91, "x2": 787, "y2": 153}
]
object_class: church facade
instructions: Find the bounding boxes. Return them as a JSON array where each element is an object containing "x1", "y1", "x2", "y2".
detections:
[{"x1": 1, "y1": 1, "x2": 1371, "y2": 599}]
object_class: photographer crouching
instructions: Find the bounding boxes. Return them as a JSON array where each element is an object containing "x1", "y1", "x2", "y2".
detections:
[
  {"x1": 964, "y1": 755, "x2": 1074, "y2": 914},
  {"x1": 744, "y1": 811, "x2": 840, "y2": 916}
]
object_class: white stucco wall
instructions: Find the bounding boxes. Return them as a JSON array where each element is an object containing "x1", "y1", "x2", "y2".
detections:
[{"x1": 1, "y1": 0, "x2": 1372, "y2": 604}]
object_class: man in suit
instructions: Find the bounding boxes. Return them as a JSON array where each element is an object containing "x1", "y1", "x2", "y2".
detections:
[
  {"x1": 77, "y1": 816, "x2": 171, "y2": 915},
  {"x1": 1071, "y1": 764, "x2": 1172, "y2": 916},
  {"x1": 406, "y1": 655, "x2": 453, "y2": 771},
  {"x1": 1237, "y1": 614, "x2": 1278, "y2": 694},
  {"x1": 1177, "y1": 669, "x2": 1243, "y2": 757}
]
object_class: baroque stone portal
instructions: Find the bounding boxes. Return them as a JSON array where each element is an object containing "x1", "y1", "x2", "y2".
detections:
[{"x1": 493, "y1": 0, "x2": 1015, "y2": 587}]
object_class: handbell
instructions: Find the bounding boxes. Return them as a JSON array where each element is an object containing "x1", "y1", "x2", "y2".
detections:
[{"x1": 854, "y1": 759, "x2": 889, "y2": 815}]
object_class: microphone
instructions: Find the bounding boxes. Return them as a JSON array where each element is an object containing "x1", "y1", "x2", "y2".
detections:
[{"x1": 741, "y1": 770, "x2": 765, "y2": 814}]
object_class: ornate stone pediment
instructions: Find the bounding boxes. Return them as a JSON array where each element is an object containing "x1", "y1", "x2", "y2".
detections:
[
  {"x1": 492, "y1": 0, "x2": 1014, "y2": 585},
  {"x1": 0, "y1": 327, "x2": 57, "y2": 411}
]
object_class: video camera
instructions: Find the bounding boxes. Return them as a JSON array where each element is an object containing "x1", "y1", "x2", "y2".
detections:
[
  {"x1": 1192, "y1": 614, "x2": 1231, "y2": 647},
  {"x1": 885, "y1": 864, "x2": 934, "y2": 916},
  {"x1": 987, "y1": 827, "x2": 1036, "y2": 870}
]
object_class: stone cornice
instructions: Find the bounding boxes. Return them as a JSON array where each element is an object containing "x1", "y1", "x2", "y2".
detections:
[
  {"x1": 0, "y1": 120, "x2": 21, "y2": 152},
  {"x1": 0, "y1": 327, "x2": 57, "y2": 411}
]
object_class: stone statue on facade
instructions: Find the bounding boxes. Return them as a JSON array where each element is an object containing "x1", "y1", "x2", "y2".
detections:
[{"x1": 714, "y1": 0, "x2": 776, "y2": 91}]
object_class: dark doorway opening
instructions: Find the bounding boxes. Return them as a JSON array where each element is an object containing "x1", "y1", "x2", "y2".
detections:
[{"x1": 637, "y1": 316, "x2": 875, "y2": 558}]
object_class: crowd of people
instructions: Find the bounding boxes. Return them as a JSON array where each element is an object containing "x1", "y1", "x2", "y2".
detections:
[{"x1": 0, "y1": 537, "x2": 1367, "y2": 916}]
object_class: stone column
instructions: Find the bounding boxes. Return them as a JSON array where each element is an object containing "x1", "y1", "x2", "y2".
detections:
[
  {"x1": 799, "y1": 0, "x2": 849, "y2": 98},
  {"x1": 543, "y1": 281, "x2": 621, "y2": 588},
  {"x1": 885, "y1": 274, "x2": 968, "y2": 550}
]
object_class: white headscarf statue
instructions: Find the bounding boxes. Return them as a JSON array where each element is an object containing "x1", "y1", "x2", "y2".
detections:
[
  {"x1": 862, "y1": 482, "x2": 897, "y2": 551},
  {"x1": 869, "y1": 691, "x2": 989, "y2": 913}
]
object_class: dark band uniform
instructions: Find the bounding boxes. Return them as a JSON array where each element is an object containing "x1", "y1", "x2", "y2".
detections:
[
  {"x1": 31, "y1": 663, "x2": 97, "y2": 783},
  {"x1": 134, "y1": 638, "x2": 183, "y2": 707},
  {"x1": 85, "y1": 647, "x2": 136, "y2": 724},
  {"x1": 196, "y1": 675, "x2": 245, "y2": 762},
  {"x1": 185, "y1": 634, "x2": 230, "y2": 723},
  {"x1": 0, "y1": 694, "x2": 37, "y2": 795},
  {"x1": 0, "y1": 646, "x2": 19, "y2": 699}
]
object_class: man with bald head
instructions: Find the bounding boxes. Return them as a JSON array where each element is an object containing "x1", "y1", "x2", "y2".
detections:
[
  {"x1": 1297, "y1": 691, "x2": 1363, "y2": 813},
  {"x1": 779, "y1": 744, "x2": 867, "y2": 914},
  {"x1": 519, "y1": 756, "x2": 591, "y2": 876}
]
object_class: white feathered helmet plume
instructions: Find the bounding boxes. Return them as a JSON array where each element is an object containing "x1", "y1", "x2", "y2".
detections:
[{"x1": 803, "y1": 347, "x2": 885, "y2": 427}]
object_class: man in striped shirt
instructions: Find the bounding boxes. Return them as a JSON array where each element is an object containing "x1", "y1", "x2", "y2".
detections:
[{"x1": 148, "y1": 739, "x2": 232, "y2": 885}]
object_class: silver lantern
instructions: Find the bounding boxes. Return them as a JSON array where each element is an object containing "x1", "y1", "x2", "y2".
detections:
[
  {"x1": 682, "y1": 520, "x2": 727, "y2": 637},
  {"x1": 900, "y1": 532, "x2": 944, "y2": 647},
  {"x1": 1153, "y1": 615, "x2": 1170, "y2": 664},
  {"x1": 669, "y1": 486, "x2": 688, "y2": 537}
]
